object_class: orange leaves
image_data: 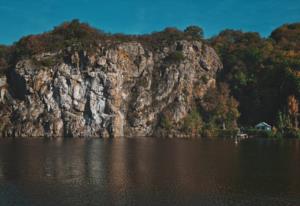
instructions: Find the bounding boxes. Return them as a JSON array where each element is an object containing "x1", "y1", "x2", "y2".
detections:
[
  {"x1": 288, "y1": 95, "x2": 299, "y2": 115},
  {"x1": 202, "y1": 83, "x2": 240, "y2": 129},
  {"x1": 288, "y1": 95, "x2": 299, "y2": 129}
]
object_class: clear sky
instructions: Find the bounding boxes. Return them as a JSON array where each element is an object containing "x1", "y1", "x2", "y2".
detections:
[{"x1": 0, "y1": 0, "x2": 299, "y2": 45}]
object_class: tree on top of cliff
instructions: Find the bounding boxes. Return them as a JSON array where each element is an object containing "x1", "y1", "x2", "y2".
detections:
[
  {"x1": 10, "y1": 20, "x2": 206, "y2": 60},
  {"x1": 12, "y1": 20, "x2": 106, "y2": 59},
  {"x1": 271, "y1": 23, "x2": 300, "y2": 51},
  {"x1": 52, "y1": 19, "x2": 103, "y2": 39},
  {"x1": 184, "y1": 26, "x2": 204, "y2": 40}
]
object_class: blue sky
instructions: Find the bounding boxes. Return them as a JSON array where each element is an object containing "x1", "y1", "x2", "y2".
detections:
[{"x1": 0, "y1": 0, "x2": 299, "y2": 45}]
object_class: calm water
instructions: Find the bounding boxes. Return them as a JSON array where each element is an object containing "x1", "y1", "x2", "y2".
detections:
[{"x1": 0, "y1": 138, "x2": 300, "y2": 206}]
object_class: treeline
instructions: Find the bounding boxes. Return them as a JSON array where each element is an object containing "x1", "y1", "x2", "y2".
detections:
[
  {"x1": 0, "y1": 19, "x2": 204, "y2": 65},
  {"x1": 210, "y1": 23, "x2": 300, "y2": 138}
]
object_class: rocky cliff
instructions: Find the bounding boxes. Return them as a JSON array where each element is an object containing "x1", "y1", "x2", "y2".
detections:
[{"x1": 0, "y1": 39, "x2": 222, "y2": 138}]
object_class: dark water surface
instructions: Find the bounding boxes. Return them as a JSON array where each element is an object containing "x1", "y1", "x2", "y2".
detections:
[{"x1": 0, "y1": 138, "x2": 300, "y2": 206}]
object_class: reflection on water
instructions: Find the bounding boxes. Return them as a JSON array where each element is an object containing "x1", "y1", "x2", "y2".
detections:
[{"x1": 0, "y1": 138, "x2": 300, "y2": 206}]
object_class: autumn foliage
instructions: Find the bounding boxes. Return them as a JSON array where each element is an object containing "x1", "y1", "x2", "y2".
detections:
[
  {"x1": 201, "y1": 83, "x2": 239, "y2": 130},
  {"x1": 288, "y1": 95, "x2": 299, "y2": 129},
  {"x1": 0, "y1": 20, "x2": 300, "y2": 137},
  {"x1": 210, "y1": 24, "x2": 300, "y2": 128}
]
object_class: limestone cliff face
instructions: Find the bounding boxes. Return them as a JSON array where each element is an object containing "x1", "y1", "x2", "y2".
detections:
[{"x1": 0, "y1": 40, "x2": 222, "y2": 138}]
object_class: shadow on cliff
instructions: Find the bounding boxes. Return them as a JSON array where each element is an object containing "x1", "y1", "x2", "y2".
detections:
[{"x1": 6, "y1": 69, "x2": 27, "y2": 101}]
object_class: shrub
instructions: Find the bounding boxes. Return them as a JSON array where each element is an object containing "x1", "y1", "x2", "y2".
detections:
[
  {"x1": 164, "y1": 51, "x2": 185, "y2": 63},
  {"x1": 200, "y1": 123, "x2": 219, "y2": 138},
  {"x1": 218, "y1": 129, "x2": 239, "y2": 138},
  {"x1": 158, "y1": 113, "x2": 172, "y2": 130},
  {"x1": 40, "y1": 58, "x2": 56, "y2": 67},
  {"x1": 201, "y1": 75, "x2": 209, "y2": 84},
  {"x1": 182, "y1": 110, "x2": 202, "y2": 135},
  {"x1": 283, "y1": 128, "x2": 300, "y2": 138},
  {"x1": 244, "y1": 128, "x2": 277, "y2": 138},
  {"x1": 184, "y1": 26, "x2": 204, "y2": 40},
  {"x1": 12, "y1": 19, "x2": 105, "y2": 60},
  {"x1": 32, "y1": 57, "x2": 57, "y2": 67}
]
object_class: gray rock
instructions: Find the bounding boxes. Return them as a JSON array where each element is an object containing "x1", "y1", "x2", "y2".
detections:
[{"x1": 0, "y1": 40, "x2": 222, "y2": 138}]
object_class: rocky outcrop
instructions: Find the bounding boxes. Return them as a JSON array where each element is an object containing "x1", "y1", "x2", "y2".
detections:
[{"x1": 0, "y1": 40, "x2": 222, "y2": 138}]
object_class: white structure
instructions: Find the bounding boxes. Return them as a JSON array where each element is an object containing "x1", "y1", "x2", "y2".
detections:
[{"x1": 255, "y1": 122, "x2": 271, "y2": 131}]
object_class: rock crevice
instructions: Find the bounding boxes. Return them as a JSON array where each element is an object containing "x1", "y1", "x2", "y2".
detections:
[{"x1": 0, "y1": 40, "x2": 222, "y2": 138}]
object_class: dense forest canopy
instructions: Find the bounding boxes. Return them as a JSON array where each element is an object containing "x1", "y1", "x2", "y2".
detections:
[
  {"x1": 210, "y1": 24, "x2": 300, "y2": 129},
  {"x1": 0, "y1": 20, "x2": 299, "y2": 137}
]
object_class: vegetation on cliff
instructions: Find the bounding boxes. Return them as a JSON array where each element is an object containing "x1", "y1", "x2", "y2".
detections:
[
  {"x1": 1, "y1": 20, "x2": 204, "y2": 65},
  {"x1": 0, "y1": 20, "x2": 219, "y2": 138},
  {"x1": 0, "y1": 20, "x2": 300, "y2": 138},
  {"x1": 153, "y1": 22, "x2": 300, "y2": 138}
]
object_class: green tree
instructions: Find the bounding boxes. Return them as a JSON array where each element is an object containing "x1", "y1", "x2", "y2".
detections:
[
  {"x1": 277, "y1": 111, "x2": 291, "y2": 133},
  {"x1": 158, "y1": 113, "x2": 172, "y2": 130},
  {"x1": 202, "y1": 83, "x2": 239, "y2": 129},
  {"x1": 183, "y1": 109, "x2": 202, "y2": 135},
  {"x1": 184, "y1": 26, "x2": 204, "y2": 39},
  {"x1": 210, "y1": 25, "x2": 300, "y2": 126}
]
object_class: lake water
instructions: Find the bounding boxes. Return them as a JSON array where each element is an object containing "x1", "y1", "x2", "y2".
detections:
[{"x1": 0, "y1": 138, "x2": 300, "y2": 206}]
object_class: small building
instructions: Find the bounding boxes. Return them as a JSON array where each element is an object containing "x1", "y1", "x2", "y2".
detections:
[{"x1": 255, "y1": 122, "x2": 271, "y2": 131}]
